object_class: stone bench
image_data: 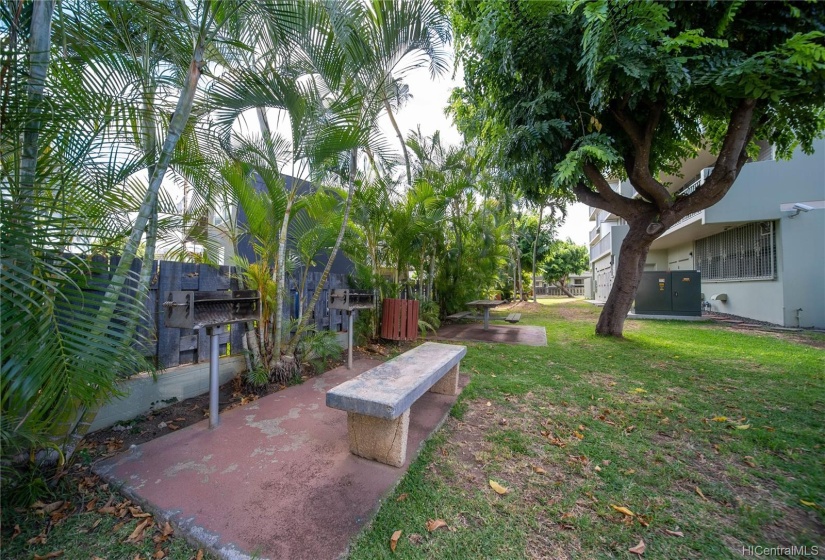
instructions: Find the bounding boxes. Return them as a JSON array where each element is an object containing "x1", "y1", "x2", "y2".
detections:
[
  {"x1": 325, "y1": 342, "x2": 467, "y2": 467},
  {"x1": 504, "y1": 312, "x2": 521, "y2": 323}
]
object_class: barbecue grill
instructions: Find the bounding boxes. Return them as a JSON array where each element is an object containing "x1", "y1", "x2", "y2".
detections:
[
  {"x1": 328, "y1": 289, "x2": 375, "y2": 369},
  {"x1": 163, "y1": 290, "x2": 260, "y2": 428}
]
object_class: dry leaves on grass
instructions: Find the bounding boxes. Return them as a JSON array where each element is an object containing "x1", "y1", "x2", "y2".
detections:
[
  {"x1": 489, "y1": 480, "x2": 508, "y2": 495},
  {"x1": 126, "y1": 517, "x2": 154, "y2": 543},
  {"x1": 665, "y1": 529, "x2": 684, "y2": 537},
  {"x1": 390, "y1": 530, "x2": 402, "y2": 552},
  {"x1": 610, "y1": 505, "x2": 635, "y2": 517},
  {"x1": 426, "y1": 519, "x2": 448, "y2": 532},
  {"x1": 695, "y1": 487, "x2": 709, "y2": 501},
  {"x1": 629, "y1": 539, "x2": 646, "y2": 555},
  {"x1": 396, "y1": 493, "x2": 408, "y2": 502},
  {"x1": 33, "y1": 552, "x2": 63, "y2": 560}
]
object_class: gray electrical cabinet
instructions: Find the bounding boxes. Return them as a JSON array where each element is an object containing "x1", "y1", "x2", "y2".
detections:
[{"x1": 635, "y1": 271, "x2": 701, "y2": 316}]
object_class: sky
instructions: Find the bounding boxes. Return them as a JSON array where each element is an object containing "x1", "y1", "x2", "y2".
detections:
[{"x1": 380, "y1": 64, "x2": 592, "y2": 247}]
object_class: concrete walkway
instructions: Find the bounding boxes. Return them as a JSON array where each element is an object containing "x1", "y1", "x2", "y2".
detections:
[
  {"x1": 95, "y1": 359, "x2": 466, "y2": 560},
  {"x1": 435, "y1": 323, "x2": 548, "y2": 346}
]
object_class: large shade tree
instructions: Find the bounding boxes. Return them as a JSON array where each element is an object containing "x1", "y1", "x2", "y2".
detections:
[{"x1": 450, "y1": 0, "x2": 825, "y2": 336}]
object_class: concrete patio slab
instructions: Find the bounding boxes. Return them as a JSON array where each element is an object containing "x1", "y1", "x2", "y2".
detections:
[
  {"x1": 95, "y1": 358, "x2": 467, "y2": 560},
  {"x1": 435, "y1": 323, "x2": 547, "y2": 346}
]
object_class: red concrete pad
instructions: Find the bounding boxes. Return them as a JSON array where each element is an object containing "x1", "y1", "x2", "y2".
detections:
[
  {"x1": 436, "y1": 323, "x2": 547, "y2": 346},
  {"x1": 95, "y1": 359, "x2": 466, "y2": 560}
]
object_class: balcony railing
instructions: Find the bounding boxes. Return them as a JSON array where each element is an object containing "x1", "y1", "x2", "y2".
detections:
[
  {"x1": 589, "y1": 224, "x2": 600, "y2": 243},
  {"x1": 671, "y1": 167, "x2": 713, "y2": 228},
  {"x1": 590, "y1": 231, "x2": 612, "y2": 261}
]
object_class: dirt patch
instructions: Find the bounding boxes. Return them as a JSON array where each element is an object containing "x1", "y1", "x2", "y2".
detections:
[{"x1": 498, "y1": 300, "x2": 549, "y2": 313}]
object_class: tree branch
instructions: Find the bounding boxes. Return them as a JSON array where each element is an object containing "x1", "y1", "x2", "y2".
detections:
[
  {"x1": 671, "y1": 98, "x2": 757, "y2": 218},
  {"x1": 610, "y1": 102, "x2": 671, "y2": 209}
]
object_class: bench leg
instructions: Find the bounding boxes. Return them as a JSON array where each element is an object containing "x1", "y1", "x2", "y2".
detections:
[
  {"x1": 347, "y1": 410, "x2": 409, "y2": 467},
  {"x1": 430, "y1": 363, "x2": 460, "y2": 396}
]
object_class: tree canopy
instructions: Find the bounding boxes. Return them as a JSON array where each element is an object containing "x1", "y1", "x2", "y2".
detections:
[{"x1": 449, "y1": 0, "x2": 825, "y2": 335}]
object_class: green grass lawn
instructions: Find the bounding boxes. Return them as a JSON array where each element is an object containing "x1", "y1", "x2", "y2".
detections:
[
  {"x1": 5, "y1": 299, "x2": 822, "y2": 559},
  {"x1": 348, "y1": 299, "x2": 825, "y2": 559}
]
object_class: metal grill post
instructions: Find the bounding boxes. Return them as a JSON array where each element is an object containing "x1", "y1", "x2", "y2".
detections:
[{"x1": 208, "y1": 325, "x2": 221, "y2": 429}]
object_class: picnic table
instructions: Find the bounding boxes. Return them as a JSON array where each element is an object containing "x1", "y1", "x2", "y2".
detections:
[{"x1": 467, "y1": 299, "x2": 504, "y2": 330}]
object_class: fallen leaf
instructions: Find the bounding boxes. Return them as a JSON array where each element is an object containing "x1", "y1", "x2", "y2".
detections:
[
  {"x1": 631, "y1": 388, "x2": 647, "y2": 394},
  {"x1": 161, "y1": 521, "x2": 174, "y2": 536},
  {"x1": 113, "y1": 520, "x2": 128, "y2": 533},
  {"x1": 91, "y1": 518, "x2": 102, "y2": 529},
  {"x1": 695, "y1": 487, "x2": 709, "y2": 501},
  {"x1": 85, "y1": 498, "x2": 98, "y2": 512},
  {"x1": 27, "y1": 532, "x2": 47, "y2": 545},
  {"x1": 37, "y1": 501, "x2": 65, "y2": 515},
  {"x1": 154, "y1": 550, "x2": 166, "y2": 559},
  {"x1": 665, "y1": 529, "x2": 684, "y2": 537},
  {"x1": 712, "y1": 416, "x2": 728, "y2": 422},
  {"x1": 629, "y1": 539, "x2": 646, "y2": 555},
  {"x1": 594, "y1": 465, "x2": 602, "y2": 472},
  {"x1": 624, "y1": 469, "x2": 636, "y2": 475},
  {"x1": 390, "y1": 530, "x2": 402, "y2": 552},
  {"x1": 129, "y1": 507, "x2": 152, "y2": 518},
  {"x1": 489, "y1": 480, "x2": 508, "y2": 495},
  {"x1": 33, "y1": 552, "x2": 64, "y2": 560},
  {"x1": 168, "y1": 423, "x2": 180, "y2": 431},
  {"x1": 532, "y1": 466, "x2": 546, "y2": 474},
  {"x1": 572, "y1": 431, "x2": 584, "y2": 440},
  {"x1": 637, "y1": 516, "x2": 650, "y2": 527},
  {"x1": 126, "y1": 517, "x2": 153, "y2": 542},
  {"x1": 735, "y1": 424, "x2": 751, "y2": 430},
  {"x1": 800, "y1": 500, "x2": 818, "y2": 508},
  {"x1": 486, "y1": 401, "x2": 491, "y2": 407},
  {"x1": 196, "y1": 551, "x2": 204, "y2": 560},
  {"x1": 610, "y1": 505, "x2": 635, "y2": 517},
  {"x1": 11, "y1": 524, "x2": 21, "y2": 540},
  {"x1": 426, "y1": 519, "x2": 448, "y2": 532},
  {"x1": 396, "y1": 493, "x2": 408, "y2": 502},
  {"x1": 744, "y1": 456, "x2": 757, "y2": 468}
]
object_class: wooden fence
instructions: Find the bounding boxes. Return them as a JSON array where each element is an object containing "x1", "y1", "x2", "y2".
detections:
[{"x1": 89, "y1": 257, "x2": 348, "y2": 370}]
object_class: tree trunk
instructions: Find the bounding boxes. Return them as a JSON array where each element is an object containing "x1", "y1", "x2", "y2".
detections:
[
  {"x1": 554, "y1": 281, "x2": 576, "y2": 298},
  {"x1": 427, "y1": 254, "x2": 435, "y2": 302},
  {"x1": 384, "y1": 98, "x2": 411, "y2": 186},
  {"x1": 18, "y1": 0, "x2": 54, "y2": 217},
  {"x1": 97, "y1": 27, "x2": 207, "y2": 324},
  {"x1": 531, "y1": 205, "x2": 543, "y2": 303},
  {"x1": 285, "y1": 149, "x2": 357, "y2": 354},
  {"x1": 595, "y1": 224, "x2": 654, "y2": 336}
]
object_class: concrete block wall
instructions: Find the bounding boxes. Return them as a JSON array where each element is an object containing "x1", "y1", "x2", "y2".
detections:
[{"x1": 89, "y1": 355, "x2": 247, "y2": 432}]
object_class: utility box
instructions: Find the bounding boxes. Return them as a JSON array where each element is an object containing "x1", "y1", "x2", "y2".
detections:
[{"x1": 634, "y1": 271, "x2": 701, "y2": 316}]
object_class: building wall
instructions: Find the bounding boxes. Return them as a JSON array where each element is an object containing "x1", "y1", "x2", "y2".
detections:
[
  {"x1": 701, "y1": 221, "x2": 786, "y2": 325},
  {"x1": 779, "y1": 210, "x2": 825, "y2": 328},
  {"x1": 705, "y1": 140, "x2": 824, "y2": 224},
  {"x1": 665, "y1": 242, "x2": 695, "y2": 270},
  {"x1": 645, "y1": 250, "x2": 668, "y2": 271},
  {"x1": 592, "y1": 254, "x2": 614, "y2": 302}
]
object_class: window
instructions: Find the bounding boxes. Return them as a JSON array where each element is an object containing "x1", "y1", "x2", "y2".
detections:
[{"x1": 695, "y1": 222, "x2": 777, "y2": 281}]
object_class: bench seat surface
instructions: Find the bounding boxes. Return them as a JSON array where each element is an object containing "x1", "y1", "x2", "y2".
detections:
[{"x1": 326, "y1": 342, "x2": 467, "y2": 420}]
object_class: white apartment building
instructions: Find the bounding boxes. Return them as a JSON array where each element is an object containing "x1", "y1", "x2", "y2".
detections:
[{"x1": 589, "y1": 140, "x2": 825, "y2": 328}]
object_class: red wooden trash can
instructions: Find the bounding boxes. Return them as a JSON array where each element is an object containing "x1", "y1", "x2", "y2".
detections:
[{"x1": 380, "y1": 298, "x2": 419, "y2": 341}]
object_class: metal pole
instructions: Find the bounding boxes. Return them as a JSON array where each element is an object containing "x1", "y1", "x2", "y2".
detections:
[
  {"x1": 347, "y1": 311, "x2": 353, "y2": 370},
  {"x1": 209, "y1": 325, "x2": 220, "y2": 428}
]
